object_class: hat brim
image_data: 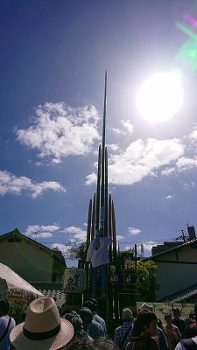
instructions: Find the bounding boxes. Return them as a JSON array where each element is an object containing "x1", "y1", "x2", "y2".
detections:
[{"x1": 10, "y1": 319, "x2": 74, "y2": 350}]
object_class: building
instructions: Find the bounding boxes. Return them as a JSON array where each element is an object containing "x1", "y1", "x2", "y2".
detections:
[
  {"x1": 146, "y1": 237, "x2": 197, "y2": 301},
  {"x1": 0, "y1": 228, "x2": 66, "y2": 284}
]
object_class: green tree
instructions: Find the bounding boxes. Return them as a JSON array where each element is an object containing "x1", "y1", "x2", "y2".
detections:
[
  {"x1": 118, "y1": 250, "x2": 158, "y2": 301},
  {"x1": 135, "y1": 260, "x2": 158, "y2": 301},
  {"x1": 67, "y1": 242, "x2": 87, "y2": 263}
]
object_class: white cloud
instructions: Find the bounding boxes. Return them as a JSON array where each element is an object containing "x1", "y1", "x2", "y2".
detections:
[
  {"x1": 123, "y1": 241, "x2": 157, "y2": 256},
  {"x1": 121, "y1": 120, "x2": 134, "y2": 134},
  {"x1": 116, "y1": 235, "x2": 124, "y2": 241},
  {"x1": 161, "y1": 167, "x2": 175, "y2": 176},
  {"x1": 24, "y1": 224, "x2": 60, "y2": 239},
  {"x1": 86, "y1": 173, "x2": 97, "y2": 185},
  {"x1": 108, "y1": 138, "x2": 184, "y2": 185},
  {"x1": 182, "y1": 181, "x2": 196, "y2": 190},
  {"x1": 15, "y1": 102, "x2": 100, "y2": 164},
  {"x1": 142, "y1": 241, "x2": 157, "y2": 253},
  {"x1": 107, "y1": 144, "x2": 120, "y2": 152},
  {"x1": 37, "y1": 232, "x2": 53, "y2": 238},
  {"x1": 0, "y1": 170, "x2": 65, "y2": 198},
  {"x1": 111, "y1": 120, "x2": 134, "y2": 136},
  {"x1": 165, "y1": 194, "x2": 175, "y2": 200},
  {"x1": 188, "y1": 127, "x2": 197, "y2": 142},
  {"x1": 128, "y1": 227, "x2": 142, "y2": 235},
  {"x1": 25, "y1": 224, "x2": 60, "y2": 235},
  {"x1": 50, "y1": 243, "x2": 71, "y2": 253},
  {"x1": 63, "y1": 226, "x2": 87, "y2": 241},
  {"x1": 176, "y1": 157, "x2": 197, "y2": 171},
  {"x1": 86, "y1": 137, "x2": 184, "y2": 186}
]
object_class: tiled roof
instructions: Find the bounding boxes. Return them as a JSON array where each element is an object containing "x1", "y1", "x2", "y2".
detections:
[
  {"x1": 31, "y1": 282, "x2": 66, "y2": 303},
  {"x1": 39, "y1": 288, "x2": 66, "y2": 302},
  {"x1": 158, "y1": 283, "x2": 197, "y2": 302}
]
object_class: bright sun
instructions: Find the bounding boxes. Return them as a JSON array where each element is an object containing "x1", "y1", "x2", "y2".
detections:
[{"x1": 136, "y1": 71, "x2": 184, "y2": 124}]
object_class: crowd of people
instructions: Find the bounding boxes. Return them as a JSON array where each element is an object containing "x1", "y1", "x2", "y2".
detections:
[{"x1": 0, "y1": 296, "x2": 197, "y2": 350}]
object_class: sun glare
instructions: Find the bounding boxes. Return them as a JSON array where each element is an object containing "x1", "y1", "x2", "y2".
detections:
[{"x1": 136, "y1": 71, "x2": 184, "y2": 124}]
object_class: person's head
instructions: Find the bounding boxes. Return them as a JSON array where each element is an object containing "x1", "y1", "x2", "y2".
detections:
[
  {"x1": 165, "y1": 314, "x2": 172, "y2": 325},
  {"x1": 89, "y1": 298, "x2": 98, "y2": 313},
  {"x1": 64, "y1": 311, "x2": 83, "y2": 336},
  {"x1": 10, "y1": 296, "x2": 74, "y2": 350},
  {"x1": 93, "y1": 337, "x2": 119, "y2": 350},
  {"x1": 122, "y1": 308, "x2": 133, "y2": 322},
  {"x1": 82, "y1": 300, "x2": 94, "y2": 313},
  {"x1": 79, "y1": 307, "x2": 93, "y2": 331},
  {"x1": 132, "y1": 312, "x2": 158, "y2": 337},
  {"x1": 66, "y1": 338, "x2": 94, "y2": 350},
  {"x1": 184, "y1": 324, "x2": 197, "y2": 338},
  {"x1": 0, "y1": 299, "x2": 10, "y2": 316},
  {"x1": 173, "y1": 308, "x2": 180, "y2": 318}
]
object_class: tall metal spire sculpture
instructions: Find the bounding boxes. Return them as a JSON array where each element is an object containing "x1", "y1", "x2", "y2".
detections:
[{"x1": 86, "y1": 72, "x2": 117, "y2": 298}]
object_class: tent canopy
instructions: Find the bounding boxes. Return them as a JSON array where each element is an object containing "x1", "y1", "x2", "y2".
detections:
[{"x1": 0, "y1": 262, "x2": 43, "y2": 298}]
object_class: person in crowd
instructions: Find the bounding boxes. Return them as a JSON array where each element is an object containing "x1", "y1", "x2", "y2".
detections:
[
  {"x1": 114, "y1": 308, "x2": 133, "y2": 349},
  {"x1": 163, "y1": 313, "x2": 181, "y2": 350},
  {"x1": 155, "y1": 323, "x2": 168, "y2": 350},
  {"x1": 172, "y1": 309, "x2": 186, "y2": 337},
  {"x1": 175, "y1": 335, "x2": 197, "y2": 350},
  {"x1": 157, "y1": 319, "x2": 164, "y2": 332},
  {"x1": 138, "y1": 303, "x2": 167, "y2": 350},
  {"x1": 66, "y1": 337, "x2": 118, "y2": 350},
  {"x1": 86, "y1": 229, "x2": 112, "y2": 297},
  {"x1": 94, "y1": 337, "x2": 119, "y2": 350},
  {"x1": 66, "y1": 337, "x2": 94, "y2": 350},
  {"x1": 0, "y1": 299, "x2": 15, "y2": 350},
  {"x1": 126, "y1": 312, "x2": 160, "y2": 350},
  {"x1": 64, "y1": 311, "x2": 85, "y2": 338},
  {"x1": 79, "y1": 307, "x2": 104, "y2": 339},
  {"x1": 185, "y1": 312, "x2": 196, "y2": 327},
  {"x1": 183, "y1": 323, "x2": 197, "y2": 339},
  {"x1": 83, "y1": 299, "x2": 107, "y2": 336},
  {"x1": 10, "y1": 296, "x2": 74, "y2": 350}
]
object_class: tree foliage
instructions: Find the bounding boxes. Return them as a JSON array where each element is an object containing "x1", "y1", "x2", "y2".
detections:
[
  {"x1": 123, "y1": 258, "x2": 158, "y2": 301},
  {"x1": 135, "y1": 260, "x2": 158, "y2": 301},
  {"x1": 67, "y1": 242, "x2": 87, "y2": 261}
]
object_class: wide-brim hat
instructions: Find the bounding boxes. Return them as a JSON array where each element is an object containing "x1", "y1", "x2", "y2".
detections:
[
  {"x1": 139, "y1": 303, "x2": 153, "y2": 313},
  {"x1": 10, "y1": 296, "x2": 74, "y2": 350}
]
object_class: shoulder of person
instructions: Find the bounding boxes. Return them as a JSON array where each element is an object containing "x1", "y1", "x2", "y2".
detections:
[{"x1": 92, "y1": 319, "x2": 103, "y2": 329}]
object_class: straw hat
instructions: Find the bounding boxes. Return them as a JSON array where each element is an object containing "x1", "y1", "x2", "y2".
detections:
[
  {"x1": 10, "y1": 296, "x2": 74, "y2": 350},
  {"x1": 139, "y1": 303, "x2": 153, "y2": 313}
]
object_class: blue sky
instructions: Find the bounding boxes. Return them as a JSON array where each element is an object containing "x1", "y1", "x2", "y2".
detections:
[{"x1": 1, "y1": 0, "x2": 197, "y2": 264}]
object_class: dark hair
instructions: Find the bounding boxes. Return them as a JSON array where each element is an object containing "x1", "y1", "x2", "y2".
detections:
[
  {"x1": 132, "y1": 313, "x2": 157, "y2": 337},
  {"x1": 93, "y1": 337, "x2": 119, "y2": 350},
  {"x1": 184, "y1": 324, "x2": 197, "y2": 338},
  {"x1": 64, "y1": 311, "x2": 83, "y2": 335},
  {"x1": 79, "y1": 307, "x2": 93, "y2": 329},
  {"x1": 66, "y1": 338, "x2": 94, "y2": 350},
  {"x1": 0, "y1": 299, "x2": 10, "y2": 315},
  {"x1": 82, "y1": 300, "x2": 94, "y2": 313},
  {"x1": 89, "y1": 298, "x2": 98, "y2": 312}
]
